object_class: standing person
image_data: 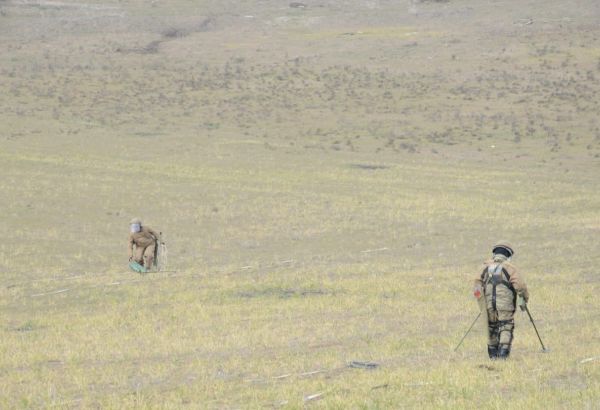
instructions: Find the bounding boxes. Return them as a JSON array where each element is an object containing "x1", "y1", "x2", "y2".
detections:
[
  {"x1": 473, "y1": 241, "x2": 529, "y2": 359},
  {"x1": 128, "y1": 218, "x2": 161, "y2": 272}
]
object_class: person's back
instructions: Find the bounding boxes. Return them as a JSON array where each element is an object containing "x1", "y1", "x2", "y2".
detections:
[{"x1": 474, "y1": 241, "x2": 529, "y2": 359}]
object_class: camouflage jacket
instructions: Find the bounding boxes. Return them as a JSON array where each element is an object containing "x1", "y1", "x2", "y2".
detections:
[{"x1": 474, "y1": 259, "x2": 529, "y2": 313}]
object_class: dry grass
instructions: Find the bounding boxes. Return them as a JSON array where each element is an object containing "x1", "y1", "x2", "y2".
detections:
[{"x1": 1, "y1": 0, "x2": 599, "y2": 408}]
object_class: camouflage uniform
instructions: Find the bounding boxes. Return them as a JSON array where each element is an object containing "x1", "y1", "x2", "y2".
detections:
[
  {"x1": 474, "y1": 241, "x2": 529, "y2": 359},
  {"x1": 128, "y1": 218, "x2": 160, "y2": 270}
]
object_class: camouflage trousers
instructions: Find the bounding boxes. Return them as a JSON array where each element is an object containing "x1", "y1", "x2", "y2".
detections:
[
  {"x1": 488, "y1": 319, "x2": 514, "y2": 347},
  {"x1": 487, "y1": 310, "x2": 515, "y2": 359}
]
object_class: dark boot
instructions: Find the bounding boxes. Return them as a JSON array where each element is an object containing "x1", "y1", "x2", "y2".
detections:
[
  {"x1": 497, "y1": 345, "x2": 511, "y2": 359},
  {"x1": 488, "y1": 345, "x2": 499, "y2": 359}
]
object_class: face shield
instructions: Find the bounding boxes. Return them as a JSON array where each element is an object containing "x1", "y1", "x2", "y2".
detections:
[{"x1": 130, "y1": 223, "x2": 141, "y2": 233}]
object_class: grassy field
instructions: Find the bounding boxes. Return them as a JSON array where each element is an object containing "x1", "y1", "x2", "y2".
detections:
[{"x1": 1, "y1": 0, "x2": 600, "y2": 408}]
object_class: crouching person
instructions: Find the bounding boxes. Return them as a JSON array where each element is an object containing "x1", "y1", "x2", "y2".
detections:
[
  {"x1": 128, "y1": 217, "x2": 161, "y2": 272},
  {"x1": 474, "y1": 241, "x2": 529, "y2": 359}
]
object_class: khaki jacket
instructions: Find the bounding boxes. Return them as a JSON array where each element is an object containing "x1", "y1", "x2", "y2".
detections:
[
  {"x1": 474, "y1": 259, "x2": 529, "y2": 313},
  {"x1": 128, "y1": 226, "x2": 160, "y2": 254}
]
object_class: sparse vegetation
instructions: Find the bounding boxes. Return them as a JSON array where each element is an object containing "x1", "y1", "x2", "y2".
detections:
[{"x1": 1, "y1": 0, "x2": 599, "y2": 408}]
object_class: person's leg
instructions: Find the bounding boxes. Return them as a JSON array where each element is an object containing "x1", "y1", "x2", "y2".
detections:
[
  {"x1": 143, "y1": 243, "x2": 156, "y2": 271},
  {"x1": 487, "y1": 309, "x2": 500, "y2": 359},
  {"x1": 497, "y1": 319, "x2": 515, "y2": 359},
  {"x1": 134, "y1": 246, "x2": 145, "y2": 265},
  {"x1": 487, "y1": 322, "x2": 500, "y2": 359}
]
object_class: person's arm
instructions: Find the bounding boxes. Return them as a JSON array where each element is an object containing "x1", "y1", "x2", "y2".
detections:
[
  {"x1": 473, "y1": 265, "x2": 485, "y2": 298},
  {"x1": 510, "y1": 268, "x2": 529, "y2": 301},
  {"x1": 147, "y1": 227, "x2": 161, "y2": 243}
]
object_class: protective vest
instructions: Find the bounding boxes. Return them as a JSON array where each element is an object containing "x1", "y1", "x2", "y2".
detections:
[{"x1": 481, "y1": 263, "x2": 517, "y2": 312}]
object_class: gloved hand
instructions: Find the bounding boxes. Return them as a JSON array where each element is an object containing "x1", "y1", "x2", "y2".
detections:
[
  {"x1": 128, "y1": 255, "x2": 133, "y2": 262},
  {"x1": 473, "y1": 285, "x2": 482, "y2": 299},
  {"x1": 518, "y1": 295, "x2": 527, "y2": 311}
]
